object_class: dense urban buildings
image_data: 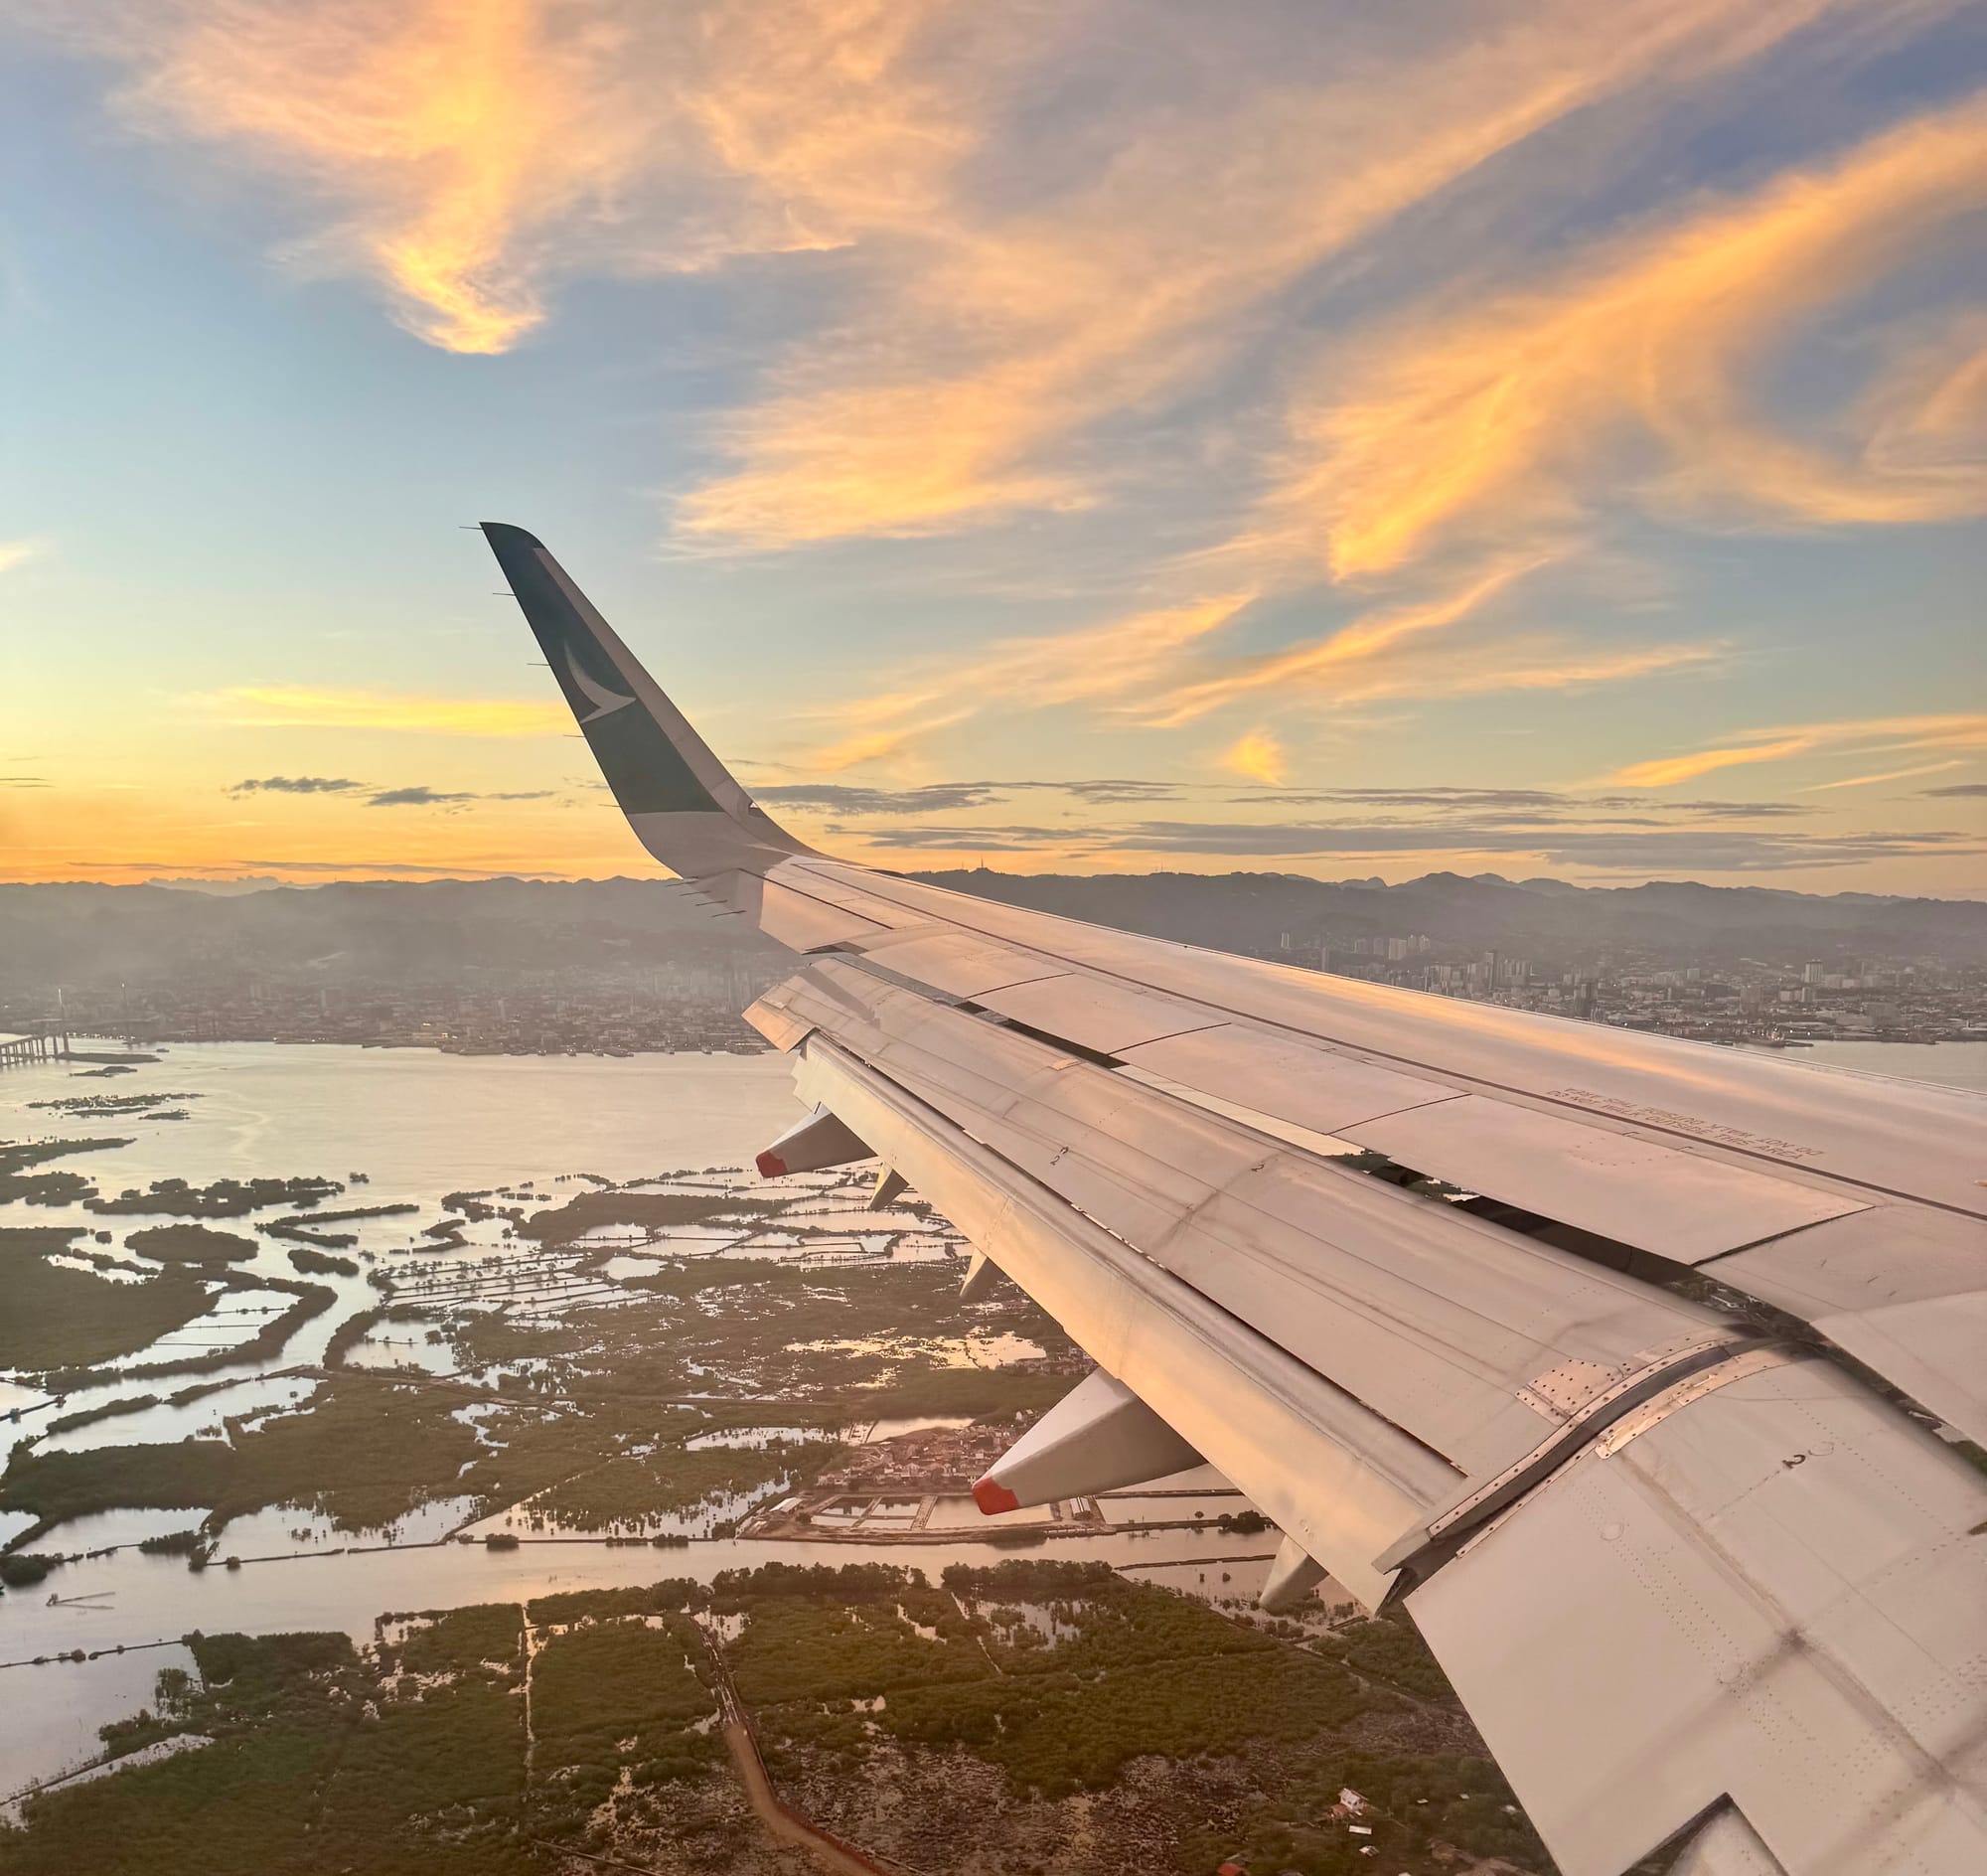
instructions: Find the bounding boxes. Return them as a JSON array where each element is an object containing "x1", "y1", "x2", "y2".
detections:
[
  {"x1": 3, "y1": 874, "x2": 1983, "y2": 1056},
  {"x1": 1264, "y1": 932, "x2": 1987, "y2": 1046}
]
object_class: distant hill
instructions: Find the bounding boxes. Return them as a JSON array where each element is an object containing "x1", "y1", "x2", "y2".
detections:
[
  {"x1": 0, "y1": 878, "x2": 787, "y2": 989},
  {"x1": 2, "y1": 870, "x2": 1982, "y2": 992},
  {"x1": 911, "y1": 868, "x2": 1987, "y2": 968}
]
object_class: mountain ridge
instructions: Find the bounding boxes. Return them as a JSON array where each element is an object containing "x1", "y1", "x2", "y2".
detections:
[{"x1": 2, "y1": 870, "x2": 1982, "y2": 989}]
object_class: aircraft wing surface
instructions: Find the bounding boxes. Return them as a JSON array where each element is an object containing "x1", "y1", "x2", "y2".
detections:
[{"x1": 485, "y1": 523, "x2": 1987, "y2": 1876}]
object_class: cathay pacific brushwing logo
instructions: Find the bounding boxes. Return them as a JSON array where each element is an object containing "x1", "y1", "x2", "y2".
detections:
[{"x1": 564, "y1": 641, "x2": 637, "y2": 724}]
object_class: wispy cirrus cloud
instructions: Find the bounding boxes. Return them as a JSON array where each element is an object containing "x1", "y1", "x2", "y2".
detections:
[
  {"x1": 721, "y1": 58, "x2": 1977, "y2": 782},
  {"x1": 46, "y1": 1, "x2": 1871, "y2": 521},
  {"x1": 39, "y1": 0, "x2": 964, "y2": 356},
  {"x1": 1242, "y1": 634, "x2": 1722, "y2": 711},
  {"x1": 794, "y1": 589, "x2": 1253, "y2": 771},
  {"x1": 676, "y1": 0, "x2": 1857, "y2": 547},
  {"x1": 1607, "y1": 713, "x2": 1987, "y2": 787},
  {"x1": 1268, "y1": 90, "x2": 1987, "y2": 581},
  {"x1": 0, "y1": 539, "x2": 47, "y2": 575},
  {"x1": 1798, "y1": 759, "x2": 1967, "y2": 791},
  {"x1": 783, "y1": 551, "x2": 1723, "y2": 778},
  {"x1": 1140, "y1": 556, "x2": 1548, "y2": 725},
  {"x1": 200, "y1": 686, "x2": 568, "y2": 735}
]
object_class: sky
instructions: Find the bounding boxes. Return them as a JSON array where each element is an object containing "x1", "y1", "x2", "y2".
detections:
[{"x1": 2, "y1": 0, "x2": 1983, "y2": 895}]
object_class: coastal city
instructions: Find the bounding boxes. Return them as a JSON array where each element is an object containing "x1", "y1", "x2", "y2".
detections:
[
  {"x1": 0, "y1": 967, "x2": 785, "y2": 1059},
  {"x1": 1264, "y1": 935, "x2": 1987, "y2": 1048},
  {"x1": 6, "y1": 925, "x2": 1981, "y2": 1060}
]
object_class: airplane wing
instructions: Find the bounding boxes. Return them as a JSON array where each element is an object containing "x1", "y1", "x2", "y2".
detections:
[{"x1": 484, "y1": 523, "x2": 1987, "y2": 1876}]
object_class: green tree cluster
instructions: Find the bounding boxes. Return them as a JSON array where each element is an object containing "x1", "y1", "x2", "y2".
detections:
[
  {"x1": 126, "y1": 1223, "x2": 259, "y2": 1264},
  {"x1": 1316, "y1": 1616, "x2": 1459, "y2": 1702},
  {"x1": 0, "y1": 1379, "x2": 483, "y2": 1531},
  {"x1": 0, "y1": 1227, "x2": 205, "y2": 1373},
  {"x1": 530, "y1": 1614, "x2": 718, "y2": 1829},
  {"x1": 85, "y1": 1174, "x2": 340, "y2": 1218},
  {"x1": 1183, "y1": 1748, "x2": 1548, "y2": 1875}
]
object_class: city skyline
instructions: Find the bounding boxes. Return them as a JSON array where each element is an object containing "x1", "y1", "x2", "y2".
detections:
[{"x1": 4, "y1": 0, "x2": 1984, "y2": 892}]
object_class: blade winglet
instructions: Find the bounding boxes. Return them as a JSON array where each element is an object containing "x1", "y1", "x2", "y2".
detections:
[{"x1": 481, "y1": 523, "x2": 813, "y2": 875}]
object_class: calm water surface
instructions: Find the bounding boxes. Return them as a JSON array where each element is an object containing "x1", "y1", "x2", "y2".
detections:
[
  {"x1": 3, "y1": 1040, "x2": 800, "y2": 1199},
  {"x1": 1741, "y1": 1037, "x2": 1987, "y2": 1092}
]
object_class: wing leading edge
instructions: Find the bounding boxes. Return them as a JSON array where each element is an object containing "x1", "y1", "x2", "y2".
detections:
[{"x1": 485, "y1": 526, "x2": 1987, "y2": 1876}]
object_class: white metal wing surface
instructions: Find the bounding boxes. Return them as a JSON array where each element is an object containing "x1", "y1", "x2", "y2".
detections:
[{"x1": 485, "y1": 525, "x2": 1987, "y2": 1876}]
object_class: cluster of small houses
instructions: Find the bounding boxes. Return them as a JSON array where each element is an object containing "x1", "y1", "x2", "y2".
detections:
[
  {"x1": 819, "y1": 1424, "x2": 1016, "y2": 1494},
  {"x1": 1216, "y1": 1788, "x2": 1405, "y2": 1871}
]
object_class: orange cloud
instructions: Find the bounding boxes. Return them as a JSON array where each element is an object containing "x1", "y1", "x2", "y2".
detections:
[
  {"x1": 43, "y1": 0, "x2": 1886, "y2": 528},
  {"x1": 200, "y1": 686, "x2": 569, "y2": 735},
  {"x1": 1260, "y1": 635, "x2": 1720, "y2": 712},
  {"x1": 796, "y1": 591, "x2": 1254, "y2": 770},
  {"x1": 1144, "y1": 556, "x2": 1547, "y2": 726},
  {"x1": 985, "y1": 593, "x2": 1259, "y2": 710},
  {"x1": 1223, "y1": 731, "x2": 1286, "y2": 786},
  {"x1": 1607, "y1": 714, "x2": 1987, "y2": 787},
  {"x1": 677, "y1": 0, "x2": 1846, "y2": 545},
  {"x1": 1609, "y1": 736, "x2": 1816, "y2": 789},
  {"x1": 1799, "y1": 759, "x2": 1968, "y2": 791},
  {"x1": 110, "y1": 0, "x2": 623, "y2": 353},
  {"x1": 791, "y1": 568, "x2": 1717, "y2": 772},
  {"x1": 1275, "y1": 91, "x2": 1987, "y2": 578},
  {"x1": 1863, "y1": 315, "x2": 1987, "y2": 477},
  {"x1": 68, "y1": 0, "x2": 958, "y2": 355},
  {"x1": 807, "y1": 715, "x2": 972, "y2": 775}
]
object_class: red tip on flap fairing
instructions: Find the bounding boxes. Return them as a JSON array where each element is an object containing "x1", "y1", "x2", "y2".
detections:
[{"x1": 972, "y1": 1476, "x2": 1021, "y2": 1515}]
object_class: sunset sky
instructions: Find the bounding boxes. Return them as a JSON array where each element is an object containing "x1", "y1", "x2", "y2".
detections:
[{"x1": 3, "y1": 0, "x2": 1983, "y2": 892}]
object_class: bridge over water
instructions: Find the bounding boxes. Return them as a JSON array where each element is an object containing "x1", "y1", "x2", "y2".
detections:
[
  {"x1": 0, "y1": 1024, "x2": 150, "y2": 1068},
  {"x1": 0, "y1": 1022, "x2": 69, "y2": 1068}
]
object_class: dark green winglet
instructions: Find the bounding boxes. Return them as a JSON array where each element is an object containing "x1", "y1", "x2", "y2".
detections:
[
  {"x1": 482, "y1": 522, "x2": 721, "y2": 818},
  {"x1": 481, "y1": 524, "x2": 809, "y2": 868}
]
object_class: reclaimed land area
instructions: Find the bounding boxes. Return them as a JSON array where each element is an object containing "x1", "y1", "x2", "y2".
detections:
[
  {"x1": 0, "y1": 1165, "x2": 1082, "y2": 1566},
  {"x1": 1, "y1": 1112, "x2": 1559, "y2": 1874},
  {"x1": 0, "y1": 1563, "x2": 1550, "y2": 1876}
]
